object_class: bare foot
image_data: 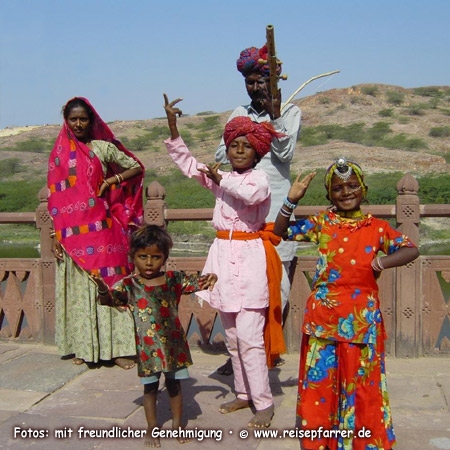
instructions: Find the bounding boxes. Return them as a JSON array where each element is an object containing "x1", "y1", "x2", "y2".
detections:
[
  {"x1": 175, "y1": 428, "x2": 190, "y2": 444},
  {"x1": 115, "y1": 357, "x2": 135, "y2": 370},
  {"x1": 144, "y1": 427, "x2": 161, "y2": 448},
  {"x1": 219, "y1": 398, "x2": 250, "y2": 414},
  {"x1": 72, "y1": 357, "x2": 85, "y2": 365},
  {"x1": 248, "y1": 404, "x2": 274, "y2": 428}
]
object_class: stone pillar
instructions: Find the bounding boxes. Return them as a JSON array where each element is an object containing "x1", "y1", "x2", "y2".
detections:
[
  {"x1": 395, "y1": 174, "x2": 420, "y2": 357},
  {"x1": 144, "y1": 181, "x2": 167, "y2": 228},
  {"x1": 35, "y1": 186, "x2": 56, "y2": 344}
]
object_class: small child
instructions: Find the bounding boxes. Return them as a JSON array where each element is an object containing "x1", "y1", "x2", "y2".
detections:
[
  {"x1": 274, "y1": 158, "x2": 419, "y2": 450},
  {"x1": 163, "y1": 93, "x2": 285, "y2": 428},
  {"x1": 92, "y1": 225, "x2": 217, "y2": 447}
]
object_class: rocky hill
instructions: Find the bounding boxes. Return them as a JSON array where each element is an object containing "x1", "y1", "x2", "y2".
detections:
[{"x1": 1, "y1": 84, "x2": 449, "y2": 181}]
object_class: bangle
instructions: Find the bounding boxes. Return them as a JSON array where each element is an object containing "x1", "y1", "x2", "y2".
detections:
[
  {"x1": 98, "y1": 287, "x2": 109, "y2": 296},
  {"x1": 115, "y1": 173, "x2": 124, "y2": 184},
  {"x1": 102, "y1": 179, "x2": 111, "y2": 187},
  {"x1": 371, "y1": 257, "x2": 384, "y2": 272},
  {"x1": 283, "y1": 197, "x2": 298, "y2": 210},
  {"x1": 279, "y1": 207, "x2": 292, "y2": 218},
  {"x1": 49, "y1": 230, "x2": 56, "y2": 238}
]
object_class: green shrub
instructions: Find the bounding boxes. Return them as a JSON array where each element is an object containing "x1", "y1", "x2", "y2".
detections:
[
  {"x1": 417, "y1": 174, "x2": 450, "y2": 203},
  {"x1": 0, "y1": 179, "x2": 45, "y2": 212},
  {"x1": 198, "y1": 116, "x2": 220, "y2": 131},
  {"x1": 318, "y1": 97, "x2": 331, "y2": 104},
  {"x1": 197, "y1": 111, "x2": 217, "y2": 116},
  {"x1": 413, "y1": 87, "x2": 443, "y2": 98},
  {"x1": 429, "y1": 126, "x2": 450, "y2": 138},
  {"x1": 0, "y1": 158, "x2": 22, "y2": 176},
  {"x1": 428, "y1": 98, "x2": 440, "y2": 109},
  {"x1": 298, "y1": 127, "x2": 328, "y2": 146},
  {"x1": 9, "y1": 138, "x2": 53, "y2": 154},
  {"x1": 405, "y1": 104, "x2": 426, "y2": 116},
  {"x1": 378, "y1": 108, "x2": 393, "y2": 117},
  {"x1": 361, "y1": 86, "x2": 379, "y2": 96},
  {"x1": 386, "y1": 90, "x2": 405, "y2": 106},
  {"x1": 350, "y1": 96, "x2": 363, "y2": 105}
]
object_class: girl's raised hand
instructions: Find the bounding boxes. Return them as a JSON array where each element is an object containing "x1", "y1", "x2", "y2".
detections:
[
  {"x1": 288, "y1": 172, "x2": 316, "y2": 203},
  {"x1": 198, "y1": 162, "x2": 223, "y2": 186},
  {"x1": 199, "y1": 273, "x2": 218, "y2": 291}
]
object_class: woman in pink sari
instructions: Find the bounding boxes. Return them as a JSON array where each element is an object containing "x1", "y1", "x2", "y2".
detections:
[{"x1": 47, "y1": 97, "x2": 144, "y2": 368}]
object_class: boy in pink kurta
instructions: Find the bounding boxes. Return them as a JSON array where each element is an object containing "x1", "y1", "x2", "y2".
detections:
[{"x1": 163, "y1": 94, "x2": 285, "y2": 428}]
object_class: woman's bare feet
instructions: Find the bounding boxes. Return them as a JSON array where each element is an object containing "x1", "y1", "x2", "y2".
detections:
[
  {"x1": 248, "y1": 404, "x2": 274, "y2": 428},
  {"x1": 72, "y1": 357, "x2": 84, "y2": 365},
  {"x1": 219, "y1": 398, "x2": 250, "y2": 414},
  {"x1": 114, "y1": 357, "x2": 135, "y2": 369},
  {"x1": 144, "y1": 426, "x2": 160, "y2": 448}
]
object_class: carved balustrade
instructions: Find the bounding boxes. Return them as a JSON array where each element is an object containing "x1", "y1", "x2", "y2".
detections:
[{"x1": 0, "y1": 175, "x2": 449, "y2": 356}]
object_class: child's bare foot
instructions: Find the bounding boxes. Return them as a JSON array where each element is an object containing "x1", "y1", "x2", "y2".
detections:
[
  {"x1": 144, "y1": 427, "x2": 161, "y2": 448},
  {"x1": 72, "y1": 357, "x2": 84, "y2": 365},
  {"x1": 219, "y1": 398, "x2": 250, "y2": 414},
  {"x1": 114, "y1": 357, "x2": 135, "y2": 369},
  {"x1": 248, "y1": 404, "x2": 274, "y2": 428},
  {"x1": 175, "y1": 429, "x2": 190, "y2": 444}
]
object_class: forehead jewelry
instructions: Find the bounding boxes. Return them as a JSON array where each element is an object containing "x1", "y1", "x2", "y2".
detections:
[{"x1": 334, "y1": 157, "x2": 353, "y2": 181}]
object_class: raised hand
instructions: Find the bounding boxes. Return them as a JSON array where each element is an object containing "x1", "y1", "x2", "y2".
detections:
[
  {"x1": 198, "y1": 162, "x2": 223, "y2": 186},
  {"x1": 263, "y1": 87, "x2": 282, "y2": 120},
  {"x1": 163, "y1": 93, "x2": 183, "y2": 139},
  {"x1": 287, "y1": 172, "x2": 316, "y2": 204}
]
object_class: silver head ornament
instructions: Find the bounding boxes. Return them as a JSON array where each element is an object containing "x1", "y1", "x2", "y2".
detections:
[{"x1": 334, "y1": 157, "x2": 353, "y2": 181}]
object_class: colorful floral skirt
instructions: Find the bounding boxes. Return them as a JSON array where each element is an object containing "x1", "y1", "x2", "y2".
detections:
[{"x1": 297, "y1": 334, "x2": 395, "y2": 450}]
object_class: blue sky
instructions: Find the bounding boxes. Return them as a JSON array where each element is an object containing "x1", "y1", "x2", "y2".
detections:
[{"x1": 1, "y1": 0, "x2": 449, "y2": 129}]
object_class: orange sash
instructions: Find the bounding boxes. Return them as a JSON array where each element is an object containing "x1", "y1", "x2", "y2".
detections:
[{"x1": 216, "y1": 223, "x2": 286, "y2": 368}]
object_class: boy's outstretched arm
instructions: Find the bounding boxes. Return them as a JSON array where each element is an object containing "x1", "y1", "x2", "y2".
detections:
[
  {"x1": 274, "y1": 172, "x2": 316, "y2": 238},
  {"x1": 163, "y1": 93, "x2": 183, "y2": 140}
]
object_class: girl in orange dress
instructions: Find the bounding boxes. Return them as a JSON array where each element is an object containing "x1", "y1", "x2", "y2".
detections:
[{"x1": 274, "y1": 158, "x2": 419, "y2": 450}]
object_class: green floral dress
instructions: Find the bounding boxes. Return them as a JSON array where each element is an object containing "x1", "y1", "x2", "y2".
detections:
[{"x1": 109, "y1": 271, "x2": 203, "y2": 377}]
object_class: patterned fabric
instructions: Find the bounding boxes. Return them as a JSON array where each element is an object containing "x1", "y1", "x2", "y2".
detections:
[
  {"x1": 287, "y1": 211, "x2": 415, "y2": 344},
  {"x1": 298, "y1": 335, "x2": 395, "y2": 450},
  {"x1": 289, "y1": 211, "x2": 416, "y2": 450},
  {"x1": 47, "y1": 97, "x2": 144, "y2": 287},
  {"x1": 223, "y1": 116, "x2": 285, "y2": 157},
  {"x1": 109, "y1": 271, "x2": 204, "y2": 377},
  {"x1": 55, "y1": 253, "x2": 136, "y2": 362},
  {"x1": 236, "y1": 44, "x2": 282, "y2": 77}
]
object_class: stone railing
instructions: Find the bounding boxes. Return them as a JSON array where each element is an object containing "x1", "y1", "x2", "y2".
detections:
[{"x1": 0, "y1": 174, "x2": 449, "y2": 357}]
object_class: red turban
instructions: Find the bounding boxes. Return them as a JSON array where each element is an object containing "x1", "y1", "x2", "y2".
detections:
[{"x1": 223, "y1": 116, "x2": 285, "y2": 157}]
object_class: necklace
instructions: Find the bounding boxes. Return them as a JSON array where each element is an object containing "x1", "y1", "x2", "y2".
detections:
[{"x1": 335, "y1": 209, "x2": 365, "y2": 220}]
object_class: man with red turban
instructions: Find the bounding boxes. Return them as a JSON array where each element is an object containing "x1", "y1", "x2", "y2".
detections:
[{"x1": 216, "y1": 44, "x2": 302, "y2": 373}]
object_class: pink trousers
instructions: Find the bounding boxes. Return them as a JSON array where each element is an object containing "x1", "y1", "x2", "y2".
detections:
[{"x1": 220, "y1": 308, "x2": 273, "y2": 410}]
